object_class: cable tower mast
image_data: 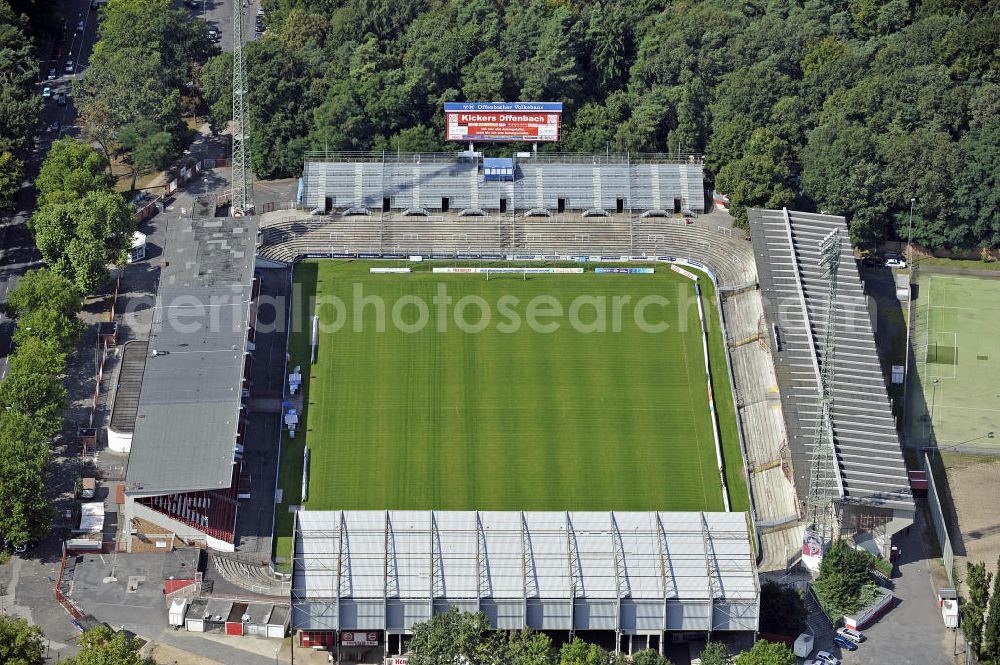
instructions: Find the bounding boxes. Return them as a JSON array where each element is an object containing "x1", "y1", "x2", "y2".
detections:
[
  {"x1": 231, "y1": 0, "x2": 253, "y2": 216},
  {"x1": 805, "y1": 228, "x2": 843, "y2": 547}
]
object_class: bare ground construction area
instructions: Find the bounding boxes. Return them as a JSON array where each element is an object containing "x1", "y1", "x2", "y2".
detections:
[{"x1": 943, "y1": 453, "x2": 1000, "y2": 577}]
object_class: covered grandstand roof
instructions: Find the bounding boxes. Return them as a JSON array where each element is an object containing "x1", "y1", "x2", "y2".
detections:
[
  {"x1": 125, "y1": 206, "x2": 258, "y2": 495},
  {"x1": 748, "y1": 209, "x2": 913, "y2": 511},
  {"x1": 300, "y1": 152, "x2": 704, "y2": 215},
  {"x1": 292, "y1": 510, "x2": 758, "y2": 633}
]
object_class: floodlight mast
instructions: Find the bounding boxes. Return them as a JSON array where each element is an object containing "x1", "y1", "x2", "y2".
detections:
[
  {"x1": 231, "y1": 0, "x2": 253, "y2": 216},
  {"x1": 805, "y1": 228, "x2": 844, "y2": 547}
]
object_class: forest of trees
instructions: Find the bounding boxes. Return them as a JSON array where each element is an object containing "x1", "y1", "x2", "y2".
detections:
[
  {"x1": 201, "y1": 0, "x2": 998, "y2": 248},
  {"x1": 0, "y1": 0, "x2": 50, "y2": 209}
]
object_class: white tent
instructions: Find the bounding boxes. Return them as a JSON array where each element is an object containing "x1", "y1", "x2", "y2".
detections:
[
  {"x1": 169, "y1": 599, "x2": 188, "y2": 626},
  {"x1": 128, "y1": 231, "x2": 147, "y2": 263},
  {"x1": 79, "y1": 502, "x2": 105, "y2": 533}
]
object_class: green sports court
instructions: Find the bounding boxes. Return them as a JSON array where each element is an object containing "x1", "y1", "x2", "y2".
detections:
[{"x1": 907, "y1": 272, "x2": 1000, "y2": 450}]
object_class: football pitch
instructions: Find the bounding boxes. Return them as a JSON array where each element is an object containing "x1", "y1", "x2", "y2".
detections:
[
  {"x1": 273, "y1": 261, "x2": 748, "y2": 557},
  {"x1": 907, "y1": 273, "x2": 1000, "y2": 449}
]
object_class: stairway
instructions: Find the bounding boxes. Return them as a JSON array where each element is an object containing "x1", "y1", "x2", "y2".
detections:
[{"x1": 211, "y1": 554, "x2": 290, "y2": 597}]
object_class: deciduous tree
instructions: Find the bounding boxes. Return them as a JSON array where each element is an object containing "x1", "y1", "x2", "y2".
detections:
[
  {"x1": 0, "y1": 616, "x2": 45, "y2": 665},
  {"x1": 60, "y1": 625, "x2": 156, "y2": 665},
  {"x1": 407, "y1": 608, "x2": 492, "y2": 665},
  {"x1": 733, "y1": 640, "x2": 796, "y2": 665},
  {"x1": 699, "y1": 641, "x2": 731, "y2": 665},
  {"x1": 34, "y1": 138, "x2": 111, "y2": 207}
]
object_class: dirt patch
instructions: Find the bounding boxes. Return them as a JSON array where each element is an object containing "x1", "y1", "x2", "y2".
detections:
[
  {"x1": 146, "y1": 642, "x2": 225, "y2": 665},
  {"x1": 945, "y1": 454, "x2": 1000, "y2": 577}
]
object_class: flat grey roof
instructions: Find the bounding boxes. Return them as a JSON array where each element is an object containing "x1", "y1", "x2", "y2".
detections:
[
  {"x1": 125, "y1": 206, "x2": 257, "y2": 495},
  {"x1": 749, "y1": 208, "x2": 912, "y2": 511},
  {"x1": 292, "y1": 510, "x2": 759, "y2": 633}
]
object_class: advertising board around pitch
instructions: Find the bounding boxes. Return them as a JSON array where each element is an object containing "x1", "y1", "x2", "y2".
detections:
[{"x1": 444, "y1": 101, "x2": 562, "y2": 142}]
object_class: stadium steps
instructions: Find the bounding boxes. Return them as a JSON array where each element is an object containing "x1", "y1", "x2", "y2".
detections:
[
  {"x1": 210, "y1": 554, "x2": 291, "y2": 597},
  {"x1": 255, "y1": 212, "x2": 759, "y2": 288}
]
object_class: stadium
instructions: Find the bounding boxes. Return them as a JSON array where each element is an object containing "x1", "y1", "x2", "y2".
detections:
[{"x1": 107, "y1": 143, "x2": 912, "y2": 659}]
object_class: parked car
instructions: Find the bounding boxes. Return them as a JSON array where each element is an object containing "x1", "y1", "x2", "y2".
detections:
[
  {"x1": 884, "y1": 256, "x2": 907, "y2": 268},
  {"x1": 75, "y1": 19, "x2": 85, "y2": 33},
  {"x1": 836, "y1": 627, "x2": 866, "y2": 643},
  {"x1": 56, "y1": 91, "x2": 67, "y2": 106},
  {"x1": 833, "y1": 635, "x2": 858, "y2": 651},
  {"x1": 46, "y1": 120, "x2": 60, "y2": 133},
  {"x1": 815, "y1": 651, "x2": 841, "y2": 665},
  {"x1": 47, "y1": 66, "x2": 57, "y2": 79},
  {"x1": 184, "y1": 0, "x2": 199, "y2": 7},
  {"x1": 41, "y1": 85, "x2": 52, "y2": 98},
  {"x1": 64, "y1": 59, "x2": 75, "y2": 73},
  {"x1": 207, "y1": 27, "x2": 219, "y2": 41}
]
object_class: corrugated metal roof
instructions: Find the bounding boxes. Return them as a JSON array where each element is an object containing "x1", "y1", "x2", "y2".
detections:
[
  {"x1": 300, "y1": 155, "x2": 705, "y2": 214},
  {"x1": 749, "y1": 209, "x2": 913, "y2": 511},
  {"x1": 292, "y1": 510, "x2": 758, "y2": 632}
]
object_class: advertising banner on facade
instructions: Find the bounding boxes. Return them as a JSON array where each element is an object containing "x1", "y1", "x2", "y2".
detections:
[
  {"x1": 445, "y1": 102, "x2": 563, "y2": 142},
  {"x1": 432, "y1": 267, "x2": 583, "y2": 274},
  {"x1": 341, "y1": 631, "x2": 380, "y2": 647}
]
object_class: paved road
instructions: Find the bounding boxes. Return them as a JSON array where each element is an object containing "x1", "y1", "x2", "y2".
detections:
[
  {"x1": 850, "y1": 506, "x2": 956, "y2": 665},
  {"x1": 0, "y1": 1, "x2": 263, "y2": 661}
]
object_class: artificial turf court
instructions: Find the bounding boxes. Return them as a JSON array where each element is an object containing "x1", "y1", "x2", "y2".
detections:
[
  {"x1": 907, "y1": 272, "x2": 1000, "y2": 449},
  {"x1": 274, "y1": 260, "x2": 747, "y2": 556}
]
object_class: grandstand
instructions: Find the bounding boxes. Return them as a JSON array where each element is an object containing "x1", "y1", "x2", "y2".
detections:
[
  {"x1": 258, "y1": 170, "x2": 800, "y2": 571},
  {"x1": 749, "y1": 209, "x2": 914, "y2": 554},
  {"x1": 299, "y1": 152, "x2": 705, "y2": 217},
  {"x1": 120, "y1": 197, "x2": 261, "y2": 551},
  {"x1": 292, "y1": 510, "x2": 758, "y2": 656}
]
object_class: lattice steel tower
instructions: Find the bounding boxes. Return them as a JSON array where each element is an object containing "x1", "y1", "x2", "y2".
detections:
[
  {"x1": 805, "y1": 228, "x2": 844, "y2": 545},
  {"x1": 230, "y1": 0, "x2": 253, "y2": 216}
]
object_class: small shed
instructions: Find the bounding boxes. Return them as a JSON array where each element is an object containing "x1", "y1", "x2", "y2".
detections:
[
  {"x1": 163, "y1": 548, "x2": 203, "y2": 596},
  {"x1": 244, "y1": 602, "x2": 274, "y2": 637},
  {"x1": 908, "y1": 471, "x2": 929, "y2": 498},
  {"x1": 185, "y1": 599, "x2": 209, "y2": 632},
  {"x1": 226, "y1": 602, "x2": 249, "y2": 636},
  {"x1": 266, "y1": 605, "x2": 289, "y2": 639},
  {"x1": 203, "y1": 599, "x2": 233, "y2": 633},
  {"x1": 939, "y1": 588, "x2": 959, "y2": 628},
  {"x1": 79, "y1": 502, "x2": 105, "y2": 533},
  {"x1": 894, "y1": 273, "x2": 910, "y2": 301},
  {"x1": 168, "y1": 599, "x2": 188, "y2": 627},
  {"x1": 128, "y1": 231, "x2": 147, "y2": 263}
]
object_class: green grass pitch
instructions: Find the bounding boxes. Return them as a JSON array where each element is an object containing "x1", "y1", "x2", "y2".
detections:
[
  {"x1": 907, "y1": 272, "x2": 1000, "y2": 449},
  {"x1": 273, "y1": 261, "x2": 748, "y2": 558}
]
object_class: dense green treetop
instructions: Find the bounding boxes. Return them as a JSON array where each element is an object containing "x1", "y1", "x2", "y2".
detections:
[
  {"x1": 210, "y1": 0, "x2": 1000, "y2": 248},
  {"x1": 0, "y1": 616, "x2": 45, "y2": 665},
  {"x1": 60, "y1": 626, "x2": 157, "y2": 665},
  {"x1": 733, "y1": 640, "x2": 797, "y2": 665}
]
